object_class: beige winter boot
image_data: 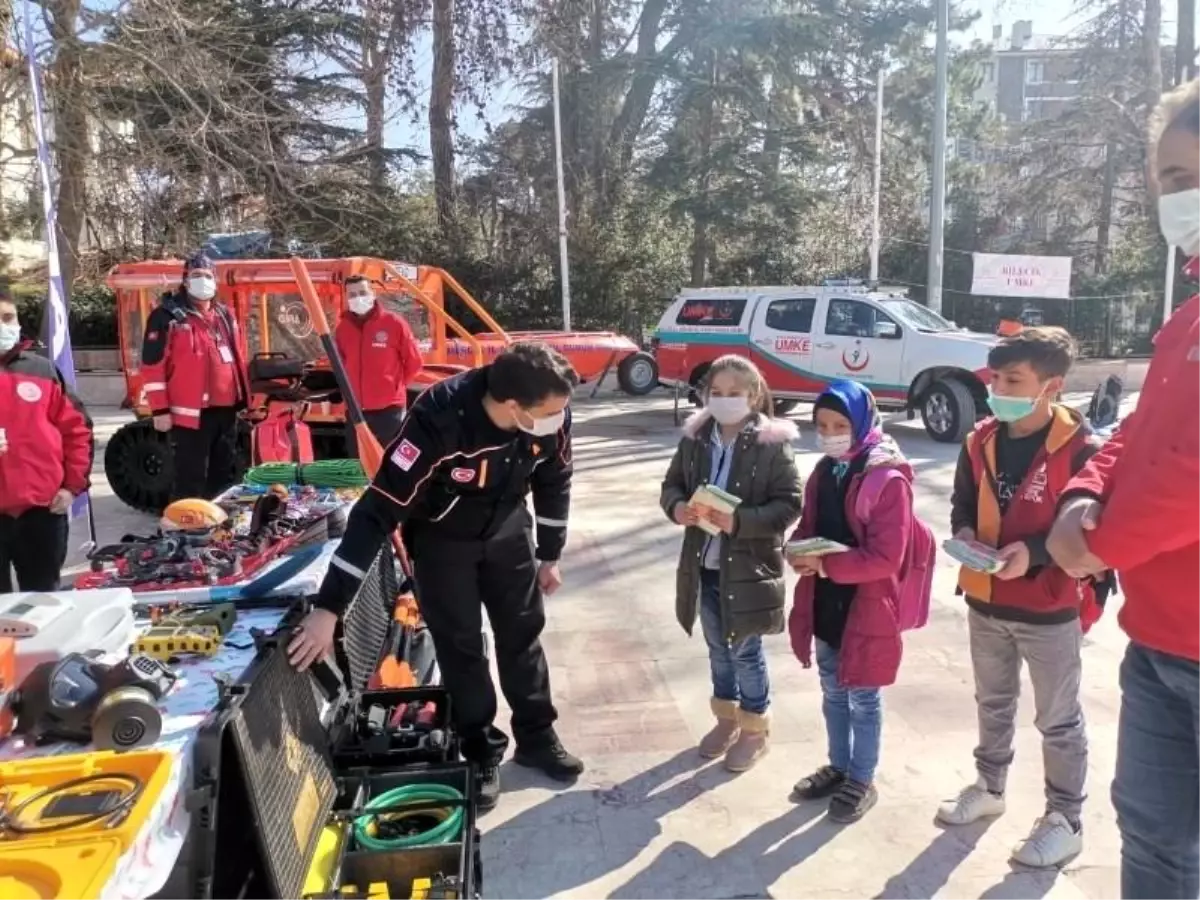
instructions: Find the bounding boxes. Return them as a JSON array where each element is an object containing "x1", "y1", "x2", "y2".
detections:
[
  {"x1": 724, "y1": 709, "x2": 770, "y2": 772},
  {"x1": 698, "y1": 698, "x2": 741, "y2": 759}
]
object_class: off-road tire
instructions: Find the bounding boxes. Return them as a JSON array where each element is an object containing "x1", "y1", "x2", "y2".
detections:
[
  {"x1": 617, "y1": 351, "x2": 659, "y2": 396},
  {"x1": 104, "y1": 419, "x2": 174, "y2": 513}
]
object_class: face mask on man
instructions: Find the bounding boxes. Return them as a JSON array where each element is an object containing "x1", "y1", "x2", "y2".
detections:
[
  {"x1": 0, "y1": 322, "x2": 19, "y2": 353},
  {"x1": 816, "y1": 433, "x2": 854, "y2": 458},
  {"x1": 187, "y1": 276, "x2": 217, "y2": 301},
  {"x1": 515, "y1": 407, "x2": 566, "y2": 437},
  {"x1": 347, "y1": 292, "x2": 375, "y2": 316},
  {"x1": 988, "y1": 385, "x2": 1048, "y2": 423},
  {"x1": 1158, "y1": 189, "x2": 1200, "y2": 256}
]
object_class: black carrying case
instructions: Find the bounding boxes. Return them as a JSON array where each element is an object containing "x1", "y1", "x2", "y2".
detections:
[{"x1": 328, "y1": 685, "x2": 460, "y2": 769}]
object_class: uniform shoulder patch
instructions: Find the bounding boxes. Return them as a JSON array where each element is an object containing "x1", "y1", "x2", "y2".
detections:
[{"x1": 391, "y1": 438, "x2": 422, "y2": 471}]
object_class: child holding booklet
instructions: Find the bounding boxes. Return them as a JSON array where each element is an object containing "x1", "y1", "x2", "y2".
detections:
[
  {"x1": 787, "y1": 380, "x2": 916, "y2": 823},
  {"x1": 660, "y1": 355, "x2": 802, "y2": 772}
]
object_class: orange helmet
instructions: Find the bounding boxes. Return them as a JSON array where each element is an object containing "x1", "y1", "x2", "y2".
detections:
[{"x1": 160, "y1": 498, "x2": 228, "y2": 531}]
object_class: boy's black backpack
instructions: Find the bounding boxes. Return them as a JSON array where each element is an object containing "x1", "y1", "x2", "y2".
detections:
[{"x1": 1086, "y1": 374, "x2": 1123, "y2": 429}]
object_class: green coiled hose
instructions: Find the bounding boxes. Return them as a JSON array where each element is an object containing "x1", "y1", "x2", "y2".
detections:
[
  {"x1": 244, "y1": 459, "x2": 367, "y2": 488},
  {"x1": 353, "y1": 784, "x2": 465, "y2": 851}
]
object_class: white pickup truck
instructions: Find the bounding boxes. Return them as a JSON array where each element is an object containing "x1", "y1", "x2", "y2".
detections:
[{"x1": 650, "y1": 283, "x2": 998, "y2": 442}]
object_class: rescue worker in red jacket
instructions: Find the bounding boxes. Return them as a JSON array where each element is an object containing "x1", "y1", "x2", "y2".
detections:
[
  {"x1": 1048, "y1": 78, "x2": 1199, "y2": 900},
  {"x1": 334, "y1": 275, "x2": 423, "y2": 455},
  {"x1": 0, "y1": 294, "x2": 93, "y2": 591},
  {"x1": 141, "y1": 253, "x2": 249, "y2": 502}
]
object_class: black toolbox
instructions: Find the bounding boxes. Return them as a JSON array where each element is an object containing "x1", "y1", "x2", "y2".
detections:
[{"x1": 329, "y1": 686, "x2": 460, "y2": 769}]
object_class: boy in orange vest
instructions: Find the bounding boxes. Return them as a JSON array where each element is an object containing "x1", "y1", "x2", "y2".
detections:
[{"x1": 938, "y1": 327, "x2": 1102, "y2": 869}]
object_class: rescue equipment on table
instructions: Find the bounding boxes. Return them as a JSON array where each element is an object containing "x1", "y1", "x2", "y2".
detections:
[
  {"x1": 13, "y1": 653, "x2": 177, "y2": 750},
  {"x1": 75, "y1": 490, "x2": 336, "y2": 591},
  {"x1": 245, "y1": 459, "x2": 369, "y2": 489},
  {"x1": 134, "y1": 601, "x2": 238, "y2": 661},
  {"x1": 0, "y1": 590, "x2": 137, "y2": 687},
  {"x1": 246, "y1": 352, "x2": 338, "y2": 466},
  {"x1": 352, "y1": 783, "x2": 466, "y2": 851},
  {"x1": 0, "y1": 750, "x2": 173, "y2": 899}
]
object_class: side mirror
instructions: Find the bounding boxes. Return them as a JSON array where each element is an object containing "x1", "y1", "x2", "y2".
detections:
[{"x1": 874, "y1": 321, "x2": 899, "y2": 339}]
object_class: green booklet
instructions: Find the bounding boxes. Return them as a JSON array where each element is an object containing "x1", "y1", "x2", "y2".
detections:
[
  {"x1": 785, "y1": 537, "x2": 850, "y2": 558},
  {"x1": 689, "y1": 484, "x2": 742, "y2": 536}
]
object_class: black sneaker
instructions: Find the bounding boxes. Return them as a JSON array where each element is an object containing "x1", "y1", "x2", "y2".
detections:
[
  {"x1": 790, "y1": 765, "x2": 846, "y2": 801},
  {"x1": 513, "y1": 737, "x2": 585, "y2": 782},
  {"x1": 477, "y1": 765, "x2": 500, "y2": 812},
  {"x1": 828, "y1": 778, "x2": 878, "y2": 823}
]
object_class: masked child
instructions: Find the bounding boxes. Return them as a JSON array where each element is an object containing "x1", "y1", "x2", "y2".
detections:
[
  {"x1": 787, "y1": 380, "x2": 914, "y2": 823},
  {"x1": 660, "y1": 355, "x2": 802, "y2": 772},
  {"x1": 939, "y1": 326, "x2": 1103, "y2": 869}
]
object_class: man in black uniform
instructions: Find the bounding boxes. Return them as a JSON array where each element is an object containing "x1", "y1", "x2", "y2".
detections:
[{"x1": 289, "y1": 341, "x2": 583, "y2": 809}]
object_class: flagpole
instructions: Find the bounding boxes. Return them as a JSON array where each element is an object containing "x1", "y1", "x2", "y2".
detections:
[{"x1": 22, "y1": 0, "x2": 94, "y2": 549}]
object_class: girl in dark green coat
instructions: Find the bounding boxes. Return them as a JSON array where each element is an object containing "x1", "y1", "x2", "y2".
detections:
[{"x1": 661, "y1": 355, "x2": 803, "y2": 772}]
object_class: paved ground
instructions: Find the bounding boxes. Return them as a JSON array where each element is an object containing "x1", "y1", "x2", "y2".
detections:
[{"x1": 70, "y1": 392, "x2": 1132, "y2": 899}]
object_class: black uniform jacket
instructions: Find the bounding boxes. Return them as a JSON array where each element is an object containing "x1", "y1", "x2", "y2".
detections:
[{"x1": 315, "y1": 366, "x2": 573, "y2": 615}]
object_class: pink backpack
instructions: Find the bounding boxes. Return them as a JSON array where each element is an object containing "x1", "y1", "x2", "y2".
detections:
[{"x1": 853, "y1": 468, "x2": 935, "y2": 632}]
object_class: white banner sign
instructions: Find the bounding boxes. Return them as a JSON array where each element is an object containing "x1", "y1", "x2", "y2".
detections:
[{"x1": 971, "y1": 253, "x2": 1072, "y2": 299}]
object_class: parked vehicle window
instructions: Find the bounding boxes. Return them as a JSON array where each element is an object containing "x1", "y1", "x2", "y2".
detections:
[
  {"x1": 675, "y1": 297, "x2": 746, "y2": 327},
  {"x1": 764, "y1": 298, "x2": 816, "y2": 333},
  {"x1": 826, "y1": 299, "x2": 902, "y2": 340}
]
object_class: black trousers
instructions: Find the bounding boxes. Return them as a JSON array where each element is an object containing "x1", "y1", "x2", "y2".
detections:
[
  {"x1": 409, "y1": 508, "x2": 558, "y2": 766},
  {"x1": 0, "y1": 506, "x2": 70, "y2": 592},
  {"x1": 171, "y1": 407, "x2": 239, "y2": 501},
  {"x1": 344, "y1": 406, "x2": 406, "y2": 458}
]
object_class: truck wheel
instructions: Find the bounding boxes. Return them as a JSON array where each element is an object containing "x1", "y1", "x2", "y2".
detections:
[
  {"x1": 105, "y1": 420, "x2": 174, "y2": 513},
  {"x1": 617, "y1": 351, "x2": 659, "y2": 396},
  {"x1": 921, "y1": 378, "x2": 975, "y2": 443},
  {"x1": 773, "y1": 399, "x2": 800, "y2": 416}
]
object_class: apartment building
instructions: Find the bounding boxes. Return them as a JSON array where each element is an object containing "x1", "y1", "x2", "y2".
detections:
[{"x1": 973, "y1": 21, "x2": 1082, "y2": 125}]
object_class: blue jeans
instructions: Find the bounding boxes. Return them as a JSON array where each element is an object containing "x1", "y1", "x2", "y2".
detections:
[
  {"x1": 816, "y1": 638, "x2": 881, "y2": 785},
  {"x1": 1112, "y1": 641, "x2": 1200, "y2": 899},
  {"x1": 698, "y1": 570, "x2": 769, "y2": 714}
]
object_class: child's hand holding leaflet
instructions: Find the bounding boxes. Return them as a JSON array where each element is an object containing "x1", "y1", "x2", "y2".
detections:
[
  {"x1": 689, "y1": 484, "x2": 742, "y2": 537},
  {"x1": 942, "y1": 538, "x2": 1006, "y2": 574}
]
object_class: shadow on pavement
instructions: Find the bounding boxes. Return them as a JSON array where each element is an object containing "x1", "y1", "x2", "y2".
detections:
[
  {"x1": 608, "y1": 801, "x2": 836, "y2": 899},
  {"x1": 875, "y1": 819, "x2": 996, "y2": 898},
  {"x1": 485, "y1": 749, "x2": 739, "y2": 897}
]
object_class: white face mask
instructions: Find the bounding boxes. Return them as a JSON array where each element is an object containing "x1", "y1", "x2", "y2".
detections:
[
  {"x1": 816, "y1": 433, "x2": 854, "y2": 458},
  {"x1": 515, "y1": 407, "x2": 566, "y2": 437},
  {"x1": 187, "y1": 276, "x2": 217, "y2": 301},
  {"x1": 0, "y1": 322, "x2": 19, "y2": 353},
  {"x1": 1159, "y1": 189, "x2": 1200, "y2": 256},
  {"x1": 707, "y1": 395, "x2": 752, "y2": 425},
  {"x1": 347, "y1": 293, "x2": 375, "y2": 316}
]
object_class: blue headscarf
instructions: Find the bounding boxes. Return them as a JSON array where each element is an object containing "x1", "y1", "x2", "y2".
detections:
[
  {"x1": 814, "y1": 379, "x2": 878, "y2": 444},
  {"x1": 813, "y1": 380, "x2": 882, "y2": 479}
]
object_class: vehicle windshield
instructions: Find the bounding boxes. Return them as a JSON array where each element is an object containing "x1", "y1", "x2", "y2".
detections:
[{"x1": 880, "y1": 298, "x2": 957, "y2": 333}]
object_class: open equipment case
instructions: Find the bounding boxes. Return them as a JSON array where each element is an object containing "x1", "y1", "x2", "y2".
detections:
[{"x1": 187, "y1": 549, "x2": 480, "y2": 900}]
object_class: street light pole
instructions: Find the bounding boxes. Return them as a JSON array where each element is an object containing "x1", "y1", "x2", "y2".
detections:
[
  {"x1": 869, "y1": 68, "x2": 884, "y2": 285},
  {"x1": 927, "y1": 0, "x2": 949, "y2": 313},
  {"x1": 552, "y1": 57, "x2": 572, "y2": 332}
]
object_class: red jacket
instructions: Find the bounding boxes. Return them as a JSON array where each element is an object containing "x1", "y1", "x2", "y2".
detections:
[
  {"x1": 1065, "y1": 282, "x2": 1200, "y2": 662},
  {"x1": 334, "y1": 305, "x2": 423, "y2": 411},
  {"x1": 788, "y1": 439, "x2": 912, "y2": 689},
  {"x1": 141, "y1": 294, "x2": 248, "y2": 429},
  {"x1": 958, "y1": 406, "x2": 1099, "y2": 621},
  {"x1": 0, "y1": 342, "x2": 93, "y2": 517}
]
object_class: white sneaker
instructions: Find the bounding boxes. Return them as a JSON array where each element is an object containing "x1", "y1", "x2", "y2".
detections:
[
  {"x1": 1011, "y1": 812, "x2": 1082, "y2": 868},
  {"x1": 936, "y1": 778, "x2": 1007, "y2": 825}
]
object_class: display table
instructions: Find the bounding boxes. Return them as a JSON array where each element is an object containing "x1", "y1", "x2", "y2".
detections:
[{"x1": 0, "y1": 531, "x2": 396, "y2": 900}]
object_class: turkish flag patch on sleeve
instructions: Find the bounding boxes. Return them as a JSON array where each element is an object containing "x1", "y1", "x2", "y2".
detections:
[{"x1": 390, "y1": 439, "x2": 422, "y2": 472}]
